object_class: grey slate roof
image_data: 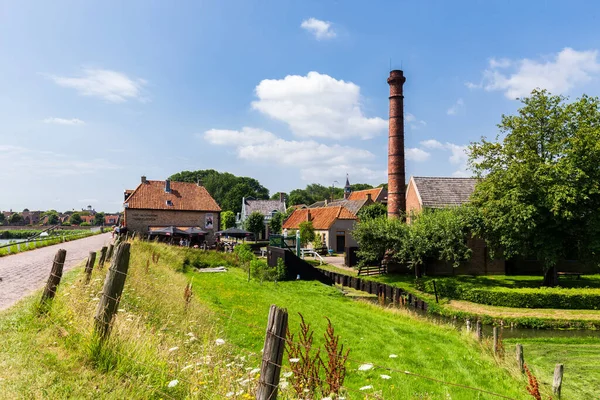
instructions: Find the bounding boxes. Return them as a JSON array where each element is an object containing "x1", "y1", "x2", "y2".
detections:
[
  {"x1": 244, "y1": 199, "x2": 286, "y2": 216},
  {"x1": 412, "y1": 177, "x2": 477, "y2": 208},
  {"x1": 308, "y1": 198, "x2": 368, "y2": 215}
]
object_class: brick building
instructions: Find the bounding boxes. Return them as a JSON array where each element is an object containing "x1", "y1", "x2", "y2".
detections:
[
  {"x1": 405, "y1": 176, "x2": 505, "y2": 275},
  {"x1": 124, "y1": 177, "x2": 221, "y2": 244},
  {"x1": 282, "y1": 206, "x2": 357, "y2": 252}
]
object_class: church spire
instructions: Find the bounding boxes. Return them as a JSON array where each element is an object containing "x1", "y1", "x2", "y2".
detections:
[{"x1": 344, "y1": 174, "x2": 351, "y2": 199}]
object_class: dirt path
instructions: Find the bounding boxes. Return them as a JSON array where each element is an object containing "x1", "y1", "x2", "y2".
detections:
[{"x1": 0, "y1": 233, "x2": 112, "y2": 311}]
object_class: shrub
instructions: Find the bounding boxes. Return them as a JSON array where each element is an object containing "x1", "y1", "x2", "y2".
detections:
[
  {"x1": 417, "y1": 279, "x2": 600, "y2": 309},
  {"x1": 80, "y1": 222, "x2": 91, "y2": 226},
  {"x1": 250, "y1": 258, "x2": 287, "y2": 282}
]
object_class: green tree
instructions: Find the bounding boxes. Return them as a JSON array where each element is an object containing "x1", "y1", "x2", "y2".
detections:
[
  {"x1": 269, "y1": 212, "x2": 284, "y2": 235},
  {"x1": 0, "y1": 213, "x2": 4, "y2": 225},
  {"x1": 221, "y1": 210, "x2": 236, "y2": 229},
  {"x1": 357, "y1": 203, "x2": 387, "y2": 221},
  {"x1": 353, "y1": 217, "x2": 408, "y2": 268},
  {"x1": 44, "y1": 210, "x2": 60, "y2": 225},
  {"x1": 94, "y1": 212, "x2": 105, "y2": 226},
  {"x1": 350, "y1": 183, "x2": 373, "y2": 191},
  {"x1": 298, "y1": 221, "x2": 316, "y2": 247},
  {"x1": 246, "y1": 211, "x2": 265, "y2": 242},
  {"x1": 169, "y1": 169, "x2": 269, "y2": 214},
  {"x1": 9, "y1": 213, "x2": 22, "y2": 225},
  {"x1": 69, "y1": 212, "x2": 82, "y2": 226},
  {"x1": 469, "y1": 89, "x2": 600, "y2": 286}
]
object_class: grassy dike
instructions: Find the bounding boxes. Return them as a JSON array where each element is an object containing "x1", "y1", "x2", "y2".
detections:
[{"x1": 0, "y1": 240, "x2": 540, "y2": 399}]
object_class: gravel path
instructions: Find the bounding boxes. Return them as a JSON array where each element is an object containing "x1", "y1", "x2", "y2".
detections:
[{"x1": 0, "y1": 233, "x2": 112, "y2": 311}]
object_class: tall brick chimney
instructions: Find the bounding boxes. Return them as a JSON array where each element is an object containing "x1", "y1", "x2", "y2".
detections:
[{"x1": 387, "y1": 70, "x2": 406, "y2": 219}]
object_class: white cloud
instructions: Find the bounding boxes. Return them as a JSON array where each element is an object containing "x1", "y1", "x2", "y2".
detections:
[
  {"x1": 467, "y1": 48, "x2": 600, "y2": 99},
  {"x1": 405, "y1": 148, "x2": 430, "y2": 162},
  {"x1": 446, "y1": 98, "x2": 464, "y2": 115},
  {"x1": 43, "y1": 117, "x2": 85, "y2": 125},
  {"x1": 203, "y1": 127, "x2": 277, "y2": 145},
  {"x1": 251, "y1": 71, "x2": 387, "y2": 139},
  {"x1": 420, "y1": 139, "x2": 445, "y2": 149},
  {"x1": 300, "y1": 18, "x2": 336, "y2": 40},
  {"x1": 203, "y1": 127, "x2": 384, "y2": 183},
  {"x1": 405, "y1": 112, "x2": 427, "y2": 130},
  {"x1": 0, "y1": 145, "x2": 120, "y2": 178},
  {"x1": 49, "y1": 68, "x2": 147, "y2": 103}
]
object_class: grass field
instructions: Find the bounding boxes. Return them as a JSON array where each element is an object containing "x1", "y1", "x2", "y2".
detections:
[
  {"x1": 0, "y1": 240, "x2": 584, "y2": 399},
  {"x1": 503, "y1": 337, "x2": 600, "y2": 400}
]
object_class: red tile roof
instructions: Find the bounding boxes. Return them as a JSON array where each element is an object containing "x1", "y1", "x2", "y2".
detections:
[
  {"x1": 282, "y1": 206, "x2": 356, "y2": 230},
  {"x1": 348, "y1": 187, "x2": 385, "y2": 201},
  {"x1": 125, "y1": 180, "x2": 221, "y2": 212}
]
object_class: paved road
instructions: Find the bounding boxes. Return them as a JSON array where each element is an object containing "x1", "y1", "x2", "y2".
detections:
[{"x1": 0, "y1": 233, "x2": 112, "y2": 311}]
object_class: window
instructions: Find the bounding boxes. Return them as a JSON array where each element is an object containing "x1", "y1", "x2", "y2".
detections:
[{"x1": 166, "y1": 200, "x2": 173, "y2": 206}]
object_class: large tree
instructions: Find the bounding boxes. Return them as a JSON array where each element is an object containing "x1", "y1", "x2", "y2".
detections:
[
  {"x1": 221, "y1": 211, "x2": 236, "y2": 230},
  {"x1": 94, "y1": 212, "x2": 105, "y2": 226},
  {"x1": 287, "y1": 183, "x2": 375, "y2": 206},
  {"x1": 469, "y1": 89, "x2": 600, "y2": 286},
  {"x1": 69, "y1": 212, "x2": 82, "y2": 226},
  {"x1": 9, "y1": 213, "x2": 22, "y2": 225},
  {"x1": 269, "y1": 211, "x2": 284, "y2": 235},
  {"x1": 169, "y1": 169, "x2": 269, "y2": 214}
]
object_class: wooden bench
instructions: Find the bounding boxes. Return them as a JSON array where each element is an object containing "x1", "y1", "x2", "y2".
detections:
[{"x1": 557, "y1": 272, "x2": 583, "y2": 279}]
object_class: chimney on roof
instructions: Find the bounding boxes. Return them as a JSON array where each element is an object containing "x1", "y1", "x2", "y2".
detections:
[
  {"x1": 124, "y1": 190, "x2": 131, "y2": 202},
  {"x1": 366, "y1": 193, "x2": 372, "y2": 202},
  {"x1": 279, "y1": 192, "x2": 284, "y2": 203},
  {"x1": 387, "y1": 70, "x2": 406, "y2": 219},
  {"x1": 324, "y1": 199, "x2": 328, "y2": 206},
  {"x1": 197, "y1": 178, "x2": 203, "y2": 187},
  {"x1": 165, "y1": 179, "x2": 171, "y2": 193},
  {"x1": 141, "y1": 175, "x2": 147, "y2": 184},
  {"x1": 307, "y1": 209, "x2": 312, "y2": 222}
]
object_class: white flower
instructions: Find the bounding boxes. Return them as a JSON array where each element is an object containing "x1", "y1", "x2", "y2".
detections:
[
  {"x1": 226, "y1": 392, "x2": 234, "y2": 397},
  {"x1": 322, "y1": 397, "x2": 332, "y2": 400},
  {"x1": 289, "y1": 358, "x2": 300, "y2": 363},
  {"x1": 250, "y1": 368, "x2": 260, "y2": 375},
  {"x1": 279, "y1": 381, "x2": 289, "y2": 389},
  {"x1": 92, "y1": 297, "x2": 100, "y2": 301},
  {"x1": 236, "y1": 390, "x2": 244, "y2": 395},
  {"x1": 118, "y1": 309, "x2": 125, "y2": 312},
  {"x1": 380, "y1": 374, "x2": 391, "y2": 379},
  {"x1": 168, "y1": 347, "x2": 179, "y2": 352},
  {"x1": 389, "y1": 354, "x2": 398, "y2": 358},
  {"x1": 181, "y1": 364, "x2": 193, "y2": 372},
  {"x1": 359, "y1": 385, "x2": 373, "y2": 390},
  {"x1": 283, "y1": 371, "x2": 293, "y2": 378},
  {"x1": 358, "y1": 363, "x2": 373, "y2": 371},
  {"x1": 167, "y1": 379, "x2": 179, "y2": 388},
  {"x1": 215, "y1": 338, "x2": 225, "y2": 346},
  {"x1": 187, "y1": 332, "x2": 195, "y2": 337}
]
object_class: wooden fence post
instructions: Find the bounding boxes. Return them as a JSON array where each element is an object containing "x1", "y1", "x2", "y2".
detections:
[
  {"x1": 40, "y1": 249, "x2": 67, "y2": 307},
  {"x1": 493, "y1": 326, "x2": 499, "y2": 354},
  {"x1": 516, "y1": 344, "x2": 524, "y2": 373},
  {"x1": 476, "y1": 320, "x2": 482, "y2": 341},
  {"x1": 98, "y1": 246, "x2": 108, "y2": 268},
  {"x1": 433, "y1": 280, "x2": 439, "y2": 303},
  {"x1": 84, "y1": 251, "x2": 97, "y2": 284},
  {"x1": 553, "y1": 363, "x2": 563, "y2": 397},
  {"x1": 94, "y1": 243, "x2": 131, "y2": 340},
  {"x1": 257, "y1": 305, "x2": 288, "y2": 400},
  {"x1": 106, "y1": 243, "x2": 114, "y2": 263}
]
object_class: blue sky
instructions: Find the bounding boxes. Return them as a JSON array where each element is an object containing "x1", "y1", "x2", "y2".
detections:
[{"x1": 2, "y1": 0, "x2": 600, "y2": 212}]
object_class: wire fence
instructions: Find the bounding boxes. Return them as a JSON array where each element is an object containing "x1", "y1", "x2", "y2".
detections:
[{"x1": 9, "y1": 239, "x2": 533, "y2": 399}]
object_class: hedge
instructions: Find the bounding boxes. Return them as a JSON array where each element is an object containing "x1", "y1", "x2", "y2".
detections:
[{"x1": 416, "y1": 279, "x2": 600, "y2": 310}]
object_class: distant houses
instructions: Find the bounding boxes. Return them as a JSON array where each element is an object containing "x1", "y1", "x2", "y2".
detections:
[
  {"x1": 237, "y1": 193, "x2": 286, "y2": 240},
  {"x1": 123, "y1": 176, "x2": 221, "y2": 244}
]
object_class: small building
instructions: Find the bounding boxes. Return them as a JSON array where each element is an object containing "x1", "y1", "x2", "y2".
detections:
[
  {"x1": 282, "y1": 206, "x2": 357, "y2": 252},
  {"x1": 237, "y1": 193, "x2": 286, "y2": 240},
  {"x1": 104, "y1": 214, "x2": 120, "y2": 225},
  {"x1": 348, "y1": 187, "x2": 387, "y2": 204},
  {"x1": 406, "y1": 176, "x2": 477, "y2": 219},
  {"x1": 308, "y1": 177, "x2": 386, "y2": 215},
  {"x1": 80, "y1": 215, "x2": 95, "y2": 225},
  {"x1": 123, "y1": 176, "x2": 221, "y2": 244}
]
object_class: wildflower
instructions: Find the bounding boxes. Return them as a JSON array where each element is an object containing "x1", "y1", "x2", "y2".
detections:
[
  {"x1": 283, "y1": 371, "x2": 293, "y2": 378},
  {"x1": 167, "y1": 379, "x2": 179, "y2": 388},
  {"x1": 168, "y1": 347, "x2": 179, "y2": 352},
  {"x1": 215, "y1": 338, "x2": 225, "y2": 346},
  {"x1": 186, "y1": 332, "x2": 195, "y2": 337},
  {"x1": 117, "y1": 309, "x2": 125, "y2": 312},
  {"x1": 323, "y1": 397, "x2": 332, "y2": 400},
  {"x1": 92, "y1": 297, "x2": 100, "y2": 301},
  {"x1": 279, "y1": 381, "x2": 289, "y2": 389},
  {"x1": 226, "y1": 392, "x2": 234, "y2": 397},
  {"x1": 181, "y1": 364, "x2": 193, "y2": 372},
  {"x1": 358, "y1": 363, "x2": 373, "y2": 371},
  {"x1": 380, "y1": 374, "x2": 391, "y2": 379},
  {"x1": 250, "y1": 368, "x2": 260, "y2": 375},
  {"x1": 359, "y1": 385, "x2": 373, "y2": 390},
  {"x1": 389, "y1": 354, "x2": 398, "y2": 358},
  {"x1": 289, "y1": 358, "x2": 300, "y2": 363}
]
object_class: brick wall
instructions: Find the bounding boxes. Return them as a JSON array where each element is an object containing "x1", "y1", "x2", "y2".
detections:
[
  {"x1": 405, "y1": 181, "x2": 422, "y2": 222},
  {"x1": 424, "y1": 238, "x2": 506, "y2": 275},
  {"x1": 124, "y1": 208, "x2": 219, "y2": 244}
]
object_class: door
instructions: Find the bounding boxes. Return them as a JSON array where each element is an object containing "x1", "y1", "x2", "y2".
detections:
[{"x1": 336, "y1": 232, "x2": 346, "y2": 253}]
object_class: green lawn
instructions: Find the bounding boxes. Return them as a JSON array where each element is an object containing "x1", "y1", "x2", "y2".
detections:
[
  {"x1": 187, "y1": 267, "x2": 533, "y2": 399},
  {"x1": 504, "y1": 337, "x2": 600, "y2": 400}
]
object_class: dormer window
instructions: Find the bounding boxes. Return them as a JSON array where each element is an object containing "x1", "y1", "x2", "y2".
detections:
[{"x1": 166, "y1": 200, "x2": 173, "y2": 206}]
